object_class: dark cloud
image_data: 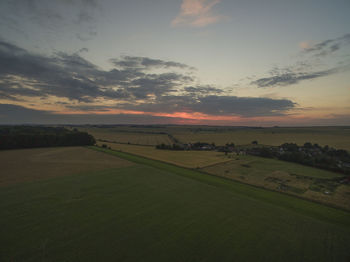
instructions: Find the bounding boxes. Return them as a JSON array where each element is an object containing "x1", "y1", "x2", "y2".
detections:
[
  {"x1": 248, "y1": 33, "x2": 350, "y2": 88},
  {"x1": 128, "y1": 73, "x2": 192, "y2": 99},
  {"x1": 0, "y1": 41, "x2": 104, "y2": 102},
  {"x1": 110, "y1": 56, "x2": 195, "y2": 71},
  {"x1": 118, "y1": 95, "x2": 295, "y2": 117},
  {"x1": 0, "y1": 83, "x2": 44, "y2": 98},
  {"x1": 0, "y1": 104, "x2": 184, "y2": 125},
  {"x1": 0, "y1": 40, "x2": 195, "y2": 101},
  {"x1": 0, "y1": 103, "x2": 297, "y2": 125},
  {"x1": 0, "y1": 104, "x2": 51, "y2": 123},
  {"x1": 252, "y1": 62, "x2": 350, "y2": 88},
  {"x1": 0, "y1": 40, "x2": 297, "y2": 120},
  {"x1": 251, "y1": 68, "x2": 339, "y2": 88},
  {"x1": 194, "y1": 96, "x2": 295, "y2": 117},
  {"x1": 0, "y1": 92, "x2": 22, "y2": 101},
  {"x1": 303, "y1": 33, "x2": 350, "y2": 57},
  {"x1": 2, "y1": 104, "x2": 348, "y2": 126},
  {"x1": 184, "y1": 85, "x2": 223, "y2": 95}
]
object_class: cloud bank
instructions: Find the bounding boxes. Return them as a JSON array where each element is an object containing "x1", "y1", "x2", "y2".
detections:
[{"x1": 0, "y1": 39, "x2": 297, "y2": 124}]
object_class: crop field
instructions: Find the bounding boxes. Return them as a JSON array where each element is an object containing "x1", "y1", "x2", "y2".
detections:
[
  {"x1": 98, "y1": 138, "x2": 350, "y2": 210},
  {"x1": 1, "y1": 146, "x2": 350, "y2": 261},
  {"x1": 77, "y1": 127, "x2": 172, "y2": 145},
  {"x1": 0, "y1": 147, "x2": 133, "y2": 187},
  {"x1": 202, "y1": 155, "x2": 350, "y2": 210},
  {"x1": 99, "y1": 142, "x2": 230, "y2": 168},
  {"x1": 172, "y1": 126, "x2": 350, "y2": 150},
  {"x1": 77, "y1": 125, "x2": 350, "y2": 150}
]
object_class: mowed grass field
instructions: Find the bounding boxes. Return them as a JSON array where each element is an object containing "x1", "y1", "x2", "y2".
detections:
[
  {"x1": 202, "y1": 155, "x2": 350, "y2": 210},
  {"x1": 100, "y1": 142, "x2": 231, "y2": 168},
  {"x1": 171, "y1": 126, "x2": 350, "y2": 150},
  {"x1": 78, "y1": 127, "x2": 172, "y2": 145},
  {"x1": 1, "y1": 146, "x2": 350, "y2": 261}
]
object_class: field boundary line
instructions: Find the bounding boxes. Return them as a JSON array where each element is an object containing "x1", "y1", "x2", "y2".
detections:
[{"x1": 98, "y1": 139, "x2": 155, "y2": 147}]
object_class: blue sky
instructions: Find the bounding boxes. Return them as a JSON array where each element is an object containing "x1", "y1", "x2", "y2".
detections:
[{"x1": 0, "y1": 0, "x2": 349, "y2": 125}]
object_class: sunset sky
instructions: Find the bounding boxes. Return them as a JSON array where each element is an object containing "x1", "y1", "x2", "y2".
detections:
[{"x1": 0, "y1": 0, "x2": 349, "y2": 126}]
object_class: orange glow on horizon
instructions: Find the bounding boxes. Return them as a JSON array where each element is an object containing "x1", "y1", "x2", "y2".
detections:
[
  {"x1": 55, "y1": 108, "x2": 244, "y2": 121},
  {"x1": 49, "y1": 107, "x2": 345, "y2": 125}
]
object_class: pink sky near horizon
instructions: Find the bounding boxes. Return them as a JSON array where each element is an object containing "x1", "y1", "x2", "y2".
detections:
[{"x1": 53, "y1": 107, "x2": 341, "y2": 126}]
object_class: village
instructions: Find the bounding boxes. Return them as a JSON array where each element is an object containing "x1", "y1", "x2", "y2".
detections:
[{"x1": 156, "y1": 141, "x2": 350, "y2": 176}]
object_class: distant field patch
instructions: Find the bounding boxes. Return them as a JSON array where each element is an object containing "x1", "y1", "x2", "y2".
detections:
[
  {"x1": 100, "y1": 142, "x2": 230, "y2": 168},
  {"x1": 173, "y1": 127, "x2": 350, "y2": 150},
  {"x1": 202, "y1": 155, "x2": 350, "y2": 210},
  {"x1": 0, "y1": 147, "x2": 133, "y2": 186},
  {"x1": 78, "y1": 127, "x2": 172, "y2": 145}
]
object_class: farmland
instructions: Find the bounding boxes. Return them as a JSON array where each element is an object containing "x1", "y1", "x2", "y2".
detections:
[
  {"x1": 1, "y1": 146, "x2": 350, "y2": 261},
  {"x1": 171, "y1": 126, "x2": 350, "y2": 150},
  {"x1": 77, "y1": 126, "x2": 172, "y2": 146},
  {"x1": 97, "y1": 141, "x2": 350, "y2": 210},
  {"x1": 80, "y1": 125, "x2": 350, "y2": 209},
  {"x1": 0, "y1": 147, "x2": 133, "y2": 186},
  {"x1": 201, "y1": 155, "x2": 350, "y2": 210},
  {"x1": 78, "y1": 125, "x2": 350, "y2": 150},
  {"x1": 98, "y1": 142, "x2": 230, "y2": 168}
]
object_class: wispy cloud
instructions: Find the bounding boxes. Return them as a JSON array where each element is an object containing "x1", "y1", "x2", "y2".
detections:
[
  {"x1": 300, "y1": 33, "x2": 350, "y2": 57},
  {"x1": 171, "y1": 0, "x2": 228, "y2": 28},
  {"x1": 110, "y1": 56, "x2": 195, "y2": 71},
  {"x1": 250, "y1": 33, "x2": 350, "y2": 88},
  {"x1": 251, "y1": 67, "x2": 345, "y2": 88}
]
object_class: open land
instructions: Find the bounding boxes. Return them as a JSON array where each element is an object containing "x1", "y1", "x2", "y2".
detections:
[
  {"x1": 202, "y1": 155, "x2": 350, "y2": 210},
  {"x1": 77, "y1": 127, "x2": 173, "y2": 146},
  {"x1": 78, "y1": 125, "x2": 350, "y2": 210},
  {"x1": 78, "y1": 126, "x2": 350, "y2": 150},
  {"x1": 97, "y1": 142, "x2": 350, "y2": 210},
  {"x1": 0, "y1": 147, "x2": 133, "y2": 187},
  {"x1": 1, "y1": 146, "x2": 350, "y2": 261},
  {"x1": 171, "y1": 126, "x2": 350, "y2": 150},
  {"x1": 99, "y1": 142, "x2": 230, "y2": 168}
]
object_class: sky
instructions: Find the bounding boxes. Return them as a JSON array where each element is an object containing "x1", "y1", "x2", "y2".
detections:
[{"x1": 0, "y1": 0, "x2": 349, "y2": 126}]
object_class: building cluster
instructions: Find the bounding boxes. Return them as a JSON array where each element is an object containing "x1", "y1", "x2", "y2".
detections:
[{"x1": 156, "y1": 141, "x2": 350, "y2": 175}]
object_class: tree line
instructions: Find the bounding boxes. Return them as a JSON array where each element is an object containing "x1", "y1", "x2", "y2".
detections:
[
  {"x1": 0, "y1": 126, "x2": 95, "y2": 150},
  {"x1": 247, "y1": 142, "x2": 350, "y2": 175}
]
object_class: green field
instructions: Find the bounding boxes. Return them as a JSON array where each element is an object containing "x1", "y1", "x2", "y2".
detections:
[
  {"x1": 96, "y1": 141, "x2": 350, "y2": 210},
  {"x1": 202, "y1": 155, "x2": 350, "y2": 210},
  {"x1": 1, "y1": 146, "x2": 350, "y2": 261}
]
